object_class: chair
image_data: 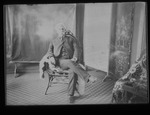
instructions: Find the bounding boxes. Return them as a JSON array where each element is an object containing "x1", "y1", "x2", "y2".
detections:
[{"x1": 42, "y1": 62, "x2": 69, "y2": 95}]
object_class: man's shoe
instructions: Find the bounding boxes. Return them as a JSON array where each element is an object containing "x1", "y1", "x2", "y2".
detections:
[{"x1": 88, "y1": 75, "x2": 97, "y2": 83}]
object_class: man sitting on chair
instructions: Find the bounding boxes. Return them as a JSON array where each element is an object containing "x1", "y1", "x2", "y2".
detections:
[{"x1": 40, "y1": 23, "x2": 97, "y2": 103}]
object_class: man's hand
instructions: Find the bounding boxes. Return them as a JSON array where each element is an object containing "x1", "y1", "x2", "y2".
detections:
[
  {"x1": 71, "y1": 57, "x2": 77, "y2": 62},
  {"x1": 53, "y1": 67, "x2": 63, "y2": 73}
]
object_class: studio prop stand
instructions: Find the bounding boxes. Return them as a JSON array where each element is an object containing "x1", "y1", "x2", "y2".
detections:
[
  {"x1": 14, "y1": 62, "x2": 19, "y2": 78},
  {"x1": 9, "y1": 61, "x2": 19, "y2": 78},
  {"x1": 9, "y1": 61, "x2": 39, "y2": 78},
  {"x1": 102, "y1": 72, "x2": 117, "y2": 82}
]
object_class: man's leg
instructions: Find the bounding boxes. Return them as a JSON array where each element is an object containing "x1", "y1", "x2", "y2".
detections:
[
  {"x1": 59, "y1": 59, "x2": 97, "y2": 103},
  {"x1": 62, "y1": 59, "x2": 97, "y2": 82},
  {"x1": 59, "y1": 59, "x2": 86, "y2": 103},
  {"x1": 59, "y1": 59, "x2": 90, "y2": 82},
  {"x1": 68, "y1": 70, "x2": 78, "y2": 96},
  {"x1": 67, "y1": 70, "x2": 85, "y2": 103}
]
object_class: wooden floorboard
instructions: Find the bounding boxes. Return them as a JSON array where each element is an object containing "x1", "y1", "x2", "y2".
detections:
[{"x1": 6, "y1": 70, "x2": 115, "y2": 105}]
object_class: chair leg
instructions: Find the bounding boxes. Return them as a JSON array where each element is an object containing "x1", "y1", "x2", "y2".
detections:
[
  {"x1": 111, "y1": 94, "x2": 115, "y2": 103},
  {"x1": 124, "y1": 91, "x2": 127, "y2": 103},
  {"x1": 45, "y1": 75, "x2": 53, "y2": 95}
]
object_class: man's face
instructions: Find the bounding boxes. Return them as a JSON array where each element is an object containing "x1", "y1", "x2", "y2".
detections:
[{"x1": 57, "y1": 27, "x2": 66, "y2": 36}]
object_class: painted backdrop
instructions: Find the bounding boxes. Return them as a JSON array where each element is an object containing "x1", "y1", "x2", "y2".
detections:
[{"x1": 5, "y1": 4, "x2": 76, "y2": 61}]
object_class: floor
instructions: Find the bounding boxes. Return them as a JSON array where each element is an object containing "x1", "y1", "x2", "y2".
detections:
[{"x1": 6, "y1": 69, "x2": 115, "y2": 105}]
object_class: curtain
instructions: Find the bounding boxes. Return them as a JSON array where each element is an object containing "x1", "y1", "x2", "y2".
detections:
[
  {"x1": 108, "y1": 3, "x2": 135, "y2": 79},
  {"x1": 5, "y1": 4, "x2": 76, "y2": 61}
]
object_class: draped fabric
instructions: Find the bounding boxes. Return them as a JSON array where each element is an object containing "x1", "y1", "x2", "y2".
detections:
[
  {"x1": 108, "y1": 3, "x2": 135, "y2": 79},
  {"x1": 5, "y1": 4, "x2": 76, "y2": 61},
  {"x1": 112, "y1": 49, "x2": 147, "y2": 103}
]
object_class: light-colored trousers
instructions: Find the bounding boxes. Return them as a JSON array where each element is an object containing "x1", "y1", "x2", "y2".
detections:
[
  {"x1": 39, "y1": 55, "x2": 90, "y2": 96},
  {"x1": 59, "y1": 59, "x2": 90, "y2": 96}
]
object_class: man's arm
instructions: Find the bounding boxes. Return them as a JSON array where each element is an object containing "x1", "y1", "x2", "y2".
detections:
[{"x1": 46, "y1": 40, "x2": 54, "y2": 57}]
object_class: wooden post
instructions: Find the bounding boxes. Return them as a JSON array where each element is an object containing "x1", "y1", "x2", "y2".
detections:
[{"x1": 76, "y1": 3, "x2": 85, "y2": 65}]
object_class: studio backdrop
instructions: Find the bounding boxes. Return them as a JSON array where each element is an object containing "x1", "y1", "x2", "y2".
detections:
[{"x1": 5, "y1": 4, "x2": 76, "y2": 61}]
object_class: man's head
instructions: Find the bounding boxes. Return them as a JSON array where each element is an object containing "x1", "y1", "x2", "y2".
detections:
[{"x1": 55, "y1": 23, "x2": 66, "y2": 36}]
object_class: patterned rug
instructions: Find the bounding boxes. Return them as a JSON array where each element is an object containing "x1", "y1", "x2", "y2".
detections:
[{"x1": 6, "y1": 70, "x2": 115, "y2": 105}]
